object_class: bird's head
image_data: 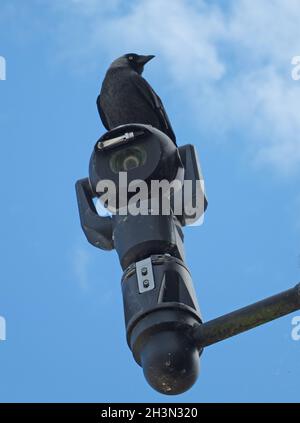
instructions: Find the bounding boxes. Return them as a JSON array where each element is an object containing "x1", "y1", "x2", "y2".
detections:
[{"x1": 110, "y1": 53, "x2": 155, "y2": 75}]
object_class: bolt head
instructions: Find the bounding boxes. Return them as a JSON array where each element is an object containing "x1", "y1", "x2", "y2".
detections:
[{"x1": 143, "y1": 279, "x2": 150, "y2": 288}]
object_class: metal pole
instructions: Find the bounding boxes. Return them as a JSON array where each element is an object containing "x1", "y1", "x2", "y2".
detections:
[{"x1": 193, "y1": 283, "x2": 300, "y2": 350}]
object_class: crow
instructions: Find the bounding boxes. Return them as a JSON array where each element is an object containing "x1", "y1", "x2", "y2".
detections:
[{"x1": 97, "y1": 53, "x2": 177, "y2": 145}]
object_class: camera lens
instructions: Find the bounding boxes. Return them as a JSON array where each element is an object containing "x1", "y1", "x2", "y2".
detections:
[
  {"x1": 110, "y1": 146, "x2": 146, "y2": 173},
  {"x1": 123, "y1": 155, "x2": 140, "y2": 171}
]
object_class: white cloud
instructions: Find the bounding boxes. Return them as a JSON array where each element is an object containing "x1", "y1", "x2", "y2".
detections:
[
  {"x1": 71, "y1": 245, "x2": 115, "y2": 304},
  {"x1": 54, "y1": 0, "x2": 300, "y2": 174}
]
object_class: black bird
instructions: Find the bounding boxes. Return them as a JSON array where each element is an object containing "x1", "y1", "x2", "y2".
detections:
[{"x1": 97, "y1": 53, "x2": 177, "y2": 144}]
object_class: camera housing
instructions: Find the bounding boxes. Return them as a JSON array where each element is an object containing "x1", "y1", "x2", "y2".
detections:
[
  {"x1": 89, "y1": 124, "x2": 183, "y2": 211},
  {"x1": 89, "y1": 124, "x2": 206, "y2": 221},
  {"x1": 76, "y1": 124, "x2": 207, "y2": 394}
]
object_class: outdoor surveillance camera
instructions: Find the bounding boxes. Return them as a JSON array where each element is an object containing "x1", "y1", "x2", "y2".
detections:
[
  {"x1": 90, "y1": 124, "x2": 181, "y2": 188},
  {"x1": 76, "y1": 123, "x2": 207, "y2": 394},
  {"x1": 76, "y1": 123, "x2": 300, "y2": 395}
]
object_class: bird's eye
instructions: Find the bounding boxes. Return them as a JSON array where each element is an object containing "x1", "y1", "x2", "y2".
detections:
[{"x1": 128, "y1": 56, "x2": 134, "y2": 61}]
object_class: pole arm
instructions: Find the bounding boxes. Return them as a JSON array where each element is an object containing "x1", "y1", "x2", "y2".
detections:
[{"x1": 193, "y1": 283, "x2": 300, "y2": 350}]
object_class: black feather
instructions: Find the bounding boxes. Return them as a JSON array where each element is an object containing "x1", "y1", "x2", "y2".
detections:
[{"x1": 97, "y1": 54, "x2": 177, "y2": 145}]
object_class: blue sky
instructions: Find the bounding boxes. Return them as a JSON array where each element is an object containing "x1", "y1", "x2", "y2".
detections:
[{"x1": 0, "y1": 0, "x2": 300, "y2": 402}]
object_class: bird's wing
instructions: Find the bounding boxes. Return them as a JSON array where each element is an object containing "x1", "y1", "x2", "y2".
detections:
[
  {"x1": 96, "y1": 94, "x2": 110, "y2": 130},
  {"x1": 131, "y1": 73, "x2": 177, "y2": 144}
]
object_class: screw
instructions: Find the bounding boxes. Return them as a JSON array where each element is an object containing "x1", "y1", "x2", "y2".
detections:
[
  {"x1": 143, "y1": 280, "x2": 150, "y2": 288},
  {"x1": 141, "y1": 267, "x2": 148, "y2": 276}
]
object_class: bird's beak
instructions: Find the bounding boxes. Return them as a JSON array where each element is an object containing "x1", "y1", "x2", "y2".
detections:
[{"x1": 137, "y1": 55, "x2": 155, "y2": 65}]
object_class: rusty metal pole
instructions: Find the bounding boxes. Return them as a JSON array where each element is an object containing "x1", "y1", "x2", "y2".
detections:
[{"x1": 193, "y1": 283, "x2": 300, "y2": 350}]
